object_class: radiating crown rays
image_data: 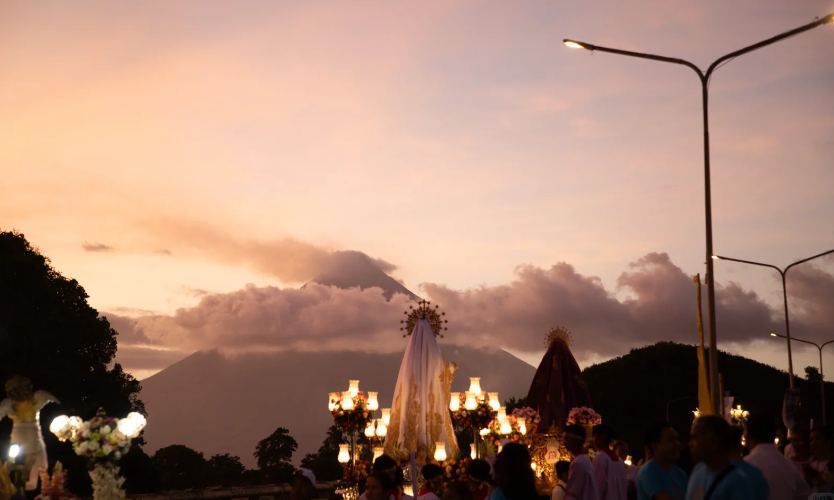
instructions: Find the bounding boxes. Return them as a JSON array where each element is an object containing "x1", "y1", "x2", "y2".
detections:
[
  {"x1": 400, "y1": 300, "x2": 448, "y2": 338},
  {"x1": 545, "y1": 326, "x2": 573, "y2": 348}
]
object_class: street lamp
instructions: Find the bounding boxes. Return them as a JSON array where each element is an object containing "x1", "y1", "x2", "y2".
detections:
[
  {"x1": 713, "y1": 248, "x2": 834, "y2": 387},
  {"x1": 563, "y1": 12, "x2": 834, "y2": 412},
  {"x1": 771, "y1": 332, "x2": 834, "y2": 425}
]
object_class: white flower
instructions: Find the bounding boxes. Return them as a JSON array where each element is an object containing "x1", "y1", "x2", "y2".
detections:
[
  {"x1": 114, "y1": 451, "x2": 122, "y2": 460},
  {"x1": 101, "y1": 425, "x2": 112, "y2": 436},
  {"x1": 102, "y1": 444, "x2": 113, "y2": 455},
  {"x1": 82, "y1": 429, "x2": 92, "y2": 439},
  {"x1": 87, "y1": 440, "x2": 100, "y2": 451}
]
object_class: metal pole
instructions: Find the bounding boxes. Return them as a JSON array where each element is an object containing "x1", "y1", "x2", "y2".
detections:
[
  {"x1": 782, "y1": 272, "x2": 796, "y2": 388},
  {"x1": 473, "y1": 428, "x2": 478, "y2": 458},
  {"x1": 820, "y1": 345, "x2": 826, "y2": 425},
  {"x1": 700, "y1": 76, "x2": 721, "y2": 413}
]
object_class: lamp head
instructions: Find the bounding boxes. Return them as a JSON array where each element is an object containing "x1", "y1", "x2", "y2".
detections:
[
  {"x1": 770, "y1": 333, "x2": 778, "y2": 337},
  {"x1": 8, "y1": 444, "x2": 20, "y2": 459},
  {"x1": 563, "y1": 40, "x2": 586, "y2": 49},
  {"x1": 823, "y1": 13, "x2": 834, "y2": 24},
  {"x1": 711, "y1": 255, "x2": 720, "y2": 260}
]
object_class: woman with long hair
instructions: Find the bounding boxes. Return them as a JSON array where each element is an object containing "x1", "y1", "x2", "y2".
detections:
[{"x1": 490, "y1": 443, "x2": 539, "y2": 500}]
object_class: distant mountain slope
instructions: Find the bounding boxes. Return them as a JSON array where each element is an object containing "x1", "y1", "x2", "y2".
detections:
[
  {"x1": 140, "y1": 346, "x2": 534, "y2": 467},
  {"x1": 304, "y1": 251, "x2": 420, "y2": 301},
  {"x1": 583, "y1": 342, "x2": 832, "y2": 461}
]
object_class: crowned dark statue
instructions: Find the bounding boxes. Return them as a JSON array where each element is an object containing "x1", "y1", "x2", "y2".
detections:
[{"x1": 524, "y1": 328, "x2": 592, "y2": 431}]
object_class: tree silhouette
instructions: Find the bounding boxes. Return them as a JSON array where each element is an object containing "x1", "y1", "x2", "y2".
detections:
[
  {"x1": 0, "y1": 230, "x2": 144, "y2": 494},
  {"x1": 208, "y1": 453, "x2": 246, "y2": 486},
  {"x1": 254, "y1": 427, "x2": 297, "y2": 484},
  {"x1": 503, "y1": 397, "x2": 526, "y2": 413},
  {"x1": 152, "y1": 445, "x2": 208, "y2": 490},
  {"x1": 300, "y1": 424, "x2": 343, "y2": 481},
  {"x1": 806, "y1": 366, "x2": 822, "y2": 384}
]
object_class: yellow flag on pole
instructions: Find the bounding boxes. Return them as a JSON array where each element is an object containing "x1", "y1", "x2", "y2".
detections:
[{"x1": 694, "y1": 274, "x2": 715, "y2": 416}]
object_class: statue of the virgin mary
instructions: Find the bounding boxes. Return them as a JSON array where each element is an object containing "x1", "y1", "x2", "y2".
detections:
[{"x1": 384, "y1": 304, "x2": 458, "y2": 460}]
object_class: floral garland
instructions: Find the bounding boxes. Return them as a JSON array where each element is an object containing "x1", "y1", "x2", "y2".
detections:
[
  {"x1": 450, "y1": 394, "x2": 497, "y2": 430},
  {"x1": 511, "y1": 407, "x2": 541, "y2": 428},
  {"x1": 88, "y1": 463, "x2": 125, "y2": 500},
  {"x1": 566, "y1": 407, "x2": 601, "y2": 426},
  {"x1": 332, "y1": 392, "x2": 374, "y2": 435},
  {"x1": 73, "y1": 417, "x2": 132, "y2": 468},
  {"x1": 443, "y1": 457, "x2": 471, "y2": 482},
  {"x1": 486, "y1": 416, "x2": 523, "y2": 448}
]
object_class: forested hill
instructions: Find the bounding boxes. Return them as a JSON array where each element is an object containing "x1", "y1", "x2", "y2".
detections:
[{"x1": 583, "y1": 342, "x2": 833, "y2": 458}]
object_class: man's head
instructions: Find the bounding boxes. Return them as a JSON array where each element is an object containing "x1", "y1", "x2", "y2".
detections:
[
  {"x1": 555, "y1": 461, "x2": 571, "y2": 480},
  {"x1": 811, "y1": 427, "x2": 833, "y2": 457},
  {"x1": 465, "y1": 459, "x2": 491, "y2": 486},
  {"x1": 727, "y1": 425, "x2": 744, "y2": 461},
  {"x1": 592, "y1": 424, "x2": 616, "y2": 451},
  {"x1": 790, "y1": 428, "x2": 810, "y2": 458},
  {"x1": 744, "y1": 415, "x2": 776, "y2": 448},
  {"x1": 689, "y1": 416, "x2": 732, "y2": 463},
  {"x1": 373, "y1": 455, "x2": 398, "y2": 480},
  {"x1": 291, "y1": 469, "x2": 316, "y2": 500},
  {"x1": 613, "y1": 441, "x2": 629, "y2": 462},
  {"x1": 645, "y1": 422, "x2": 681, "y2": 465},
  {"x1": 422, "y1": 464, "x2": 444, "y2": 492},
  {"x1": 564, "y1": 424, "x2": 587, "y2": 455}
]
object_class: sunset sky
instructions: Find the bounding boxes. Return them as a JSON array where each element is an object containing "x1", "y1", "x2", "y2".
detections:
[{"x1": 2, "y1": 0, "x2": 833, "y2": 381}]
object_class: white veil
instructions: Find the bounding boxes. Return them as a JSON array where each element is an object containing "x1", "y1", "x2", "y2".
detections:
[{"x1": 383, "y1": 319, "x2": 459, "y2": 459}]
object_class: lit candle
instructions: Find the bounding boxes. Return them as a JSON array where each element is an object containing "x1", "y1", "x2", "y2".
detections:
[
  {"x1": 479, "y1": 428, "x2": 490, "y2": 436},
  {"x1": 373, "y1": 446, "x2": 384, "y2": 461},
  {"x1": 367, "y1": 392, "x2": 379, "y2": 411},
  {"x1": 500, "y1": 420, "x2": 512, "y2": 435},
  {"x1": 464, "y1": 392, "x2": 478, "y2": 411},
  {"x1": 376, "y1": 418, "x2": 388, "y2": 437},
  {"x1": 365, "y1": 421, "x2": 376, "y2": 438},
  {"x1": 404, "y1": 486, "x2": 414, "y2": 497},
  {"x1": 468, "y1": 378, "x2": 481, "y2": 395},
  {"x1": 450, "y1": 392, "x2": 460, "y2": 411},
  {"x1": 488, "y1": 392, "x2": 500, "y2": 411},
  {"x1": 338, "y1": 444, "x2": 350, "y2": 463},
  {"x1": 434, "y1": 442, "x2": 447, "y2": 462},
  {"x1": 497, "y1": 407, "x2": 507, "y2": 422},
  {"x1": 342, "y1": 391, "x2": 355, "y2": 410},
  {"x1": 518, "y1": 420, "x2": 527, "y2": 435},
  {"x1": 470, "y1": 444, "x2": 477, "y2": 459},
  {"x1": 329, "y1": 392, "x2": 340, "y2": 411},
  {"x1": 382, "y1": 408, "x2": 391, "y2": 425},
  {"x1": 349, "y1": 380, "x2": 360, "y2": 398}
]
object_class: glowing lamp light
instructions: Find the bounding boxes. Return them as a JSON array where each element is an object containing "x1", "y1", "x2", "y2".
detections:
[
  {"x1": 624, "y1": 455, "x2": 632, "y2": 466},
  {"x1": 450, "y1": 392, "x2": 460, "y2": 411},
  {"x1": 518, "y1": 421, "x2": 527, "y2": 435},
  {"x1": 479, "y1": 428, "x2": 490, "y2": 436},
  {"x1": 531, "y1": 462, "x2": 537, "y2": 470},
  {"x1": 693, "y1": 409, "x2": 700, "y2": 419},
  {"x1": 126, "y1": 412, "x2": 147, "y2": 433},
  {"x1": 468, "y1": 378, "x2": 482, "y2": 395},
  {"x1": 775, "y1": 437, "x2": 780, "y2": 445},
  {"x1": 497, "y1": 444, "x2": 503, "y2": 454},
  {"x1": 365, "y1": 422, "x2": 376, "y2": 438},
  {"x1": 342, "y1": 391, "x2": 355, "y2": 410},
  {"x1": 367, "y1": 392, "x2": 379, "y2": 411},
  {"x1": 50, "y1": 415, "x2": 70, "y2": 434},
  {"x1": 8, "y1": 444, "x2": 20, "y2": 459},
  {"x1": 349, "y1": 380, "x2": 360, "y2": 398},
  {"x1": 564, "y1": 40, "x2": 585, "y2": 49},
  {"x1": 382, "y1": 408, "x2": 391, "y2": 425},
  {"x1": 118, "y1": 418, "x2": 139, "y2": 439},
  {"x1": 373, "y1": 446, "x2": 384, "y2": 461},
  {"x1": 500, "y1": 420, "x2": 512, "y2": 435},
  {"x1": 434, "y1": 442, "x2": 447, "y2": 462},
  {"x1": 464, "y1": 392, "x2": 478, "y2": 411},
  {"x1": 488, "y1": 393, "x2": 500, "y2": 411},
  {"x1": 338, "y1": 444, "x2": 351, "y2": 464},
  {"x1": 497, "y1": 407, "x2": 507, "y2": 423},
  {"x1": 375, "y1": 419, "x2": 387, "y2": 437},
  {"x1": 329, "y1": 392, "x2": 340, "y2": 411},
  {"x1": 403, "y1": 486, "x2": 414, "y2": 497},
  {"x1": 470, "y1": 444, "x2": 477, "y2": 460}
]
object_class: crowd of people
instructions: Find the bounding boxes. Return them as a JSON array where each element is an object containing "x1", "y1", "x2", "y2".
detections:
[{"x1": 289, "y1": 415, "x2": 834, "y2": 500}]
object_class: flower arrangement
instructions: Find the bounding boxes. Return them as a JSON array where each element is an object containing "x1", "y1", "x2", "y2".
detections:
[
  {"x1": 332, "y1": 392, "x2": 374, "y2": 435},
  {"x1": 566, "y1": 407, "x2": 601, "y2": 426},
  {"x1": 35, "y1": 462, "x2": 77, "y2": 500},
  {"x1": 512, "y1": 407, "x2": 541, "y2": 428},
  {"x1": 450, "y1": 394, "x2": 497, "y2": 430},
  {"x1": 72, "y1": 417, "x2": 132, "y2": 468},
  {"x1": 339, "y1": 459, "x2": 372, "y2": 486},
  {"x1": 443, "y1": 457, "x2": 471, "y2": 482},
  {"x1": 486, "y1": 416, "x2": 523, "y2": 448}
]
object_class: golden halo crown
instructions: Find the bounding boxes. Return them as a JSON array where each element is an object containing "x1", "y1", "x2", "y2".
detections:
[
  {"x1": 400, "y1": 300, "x2": 448, "y2": 338},
  {"x1": 545, "y1": 326, "x2": 573, "y2": 348}
]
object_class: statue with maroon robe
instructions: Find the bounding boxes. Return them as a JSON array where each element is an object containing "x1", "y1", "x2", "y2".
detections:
[{"x1": 524, "y1": 327, "x2": 592, "y2": 432}]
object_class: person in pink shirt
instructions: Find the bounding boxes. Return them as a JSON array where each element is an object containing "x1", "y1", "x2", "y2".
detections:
[
  {"x1": 592, "y1": 425, "x2": 628, "y2": 500},
  {"x1": 564, "y1": 424, "x2": 601, "y2": 500}
]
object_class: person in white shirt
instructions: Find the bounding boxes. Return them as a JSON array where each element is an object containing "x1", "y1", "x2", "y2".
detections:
[
  {"x1": 552, "y1": 461, "x2": 572, "y2": 500},
  {"x1": 564, "y1": 424, "x2": 600, "y2": 500},
  {"x1": 743, "y1": 415, "x2": 809, "y2": 500},
  {"x1": 592, "y1": 425, "x2": 628, "y2": 500}
]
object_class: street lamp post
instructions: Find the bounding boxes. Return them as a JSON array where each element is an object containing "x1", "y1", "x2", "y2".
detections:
[
  {"x1": 563, "y1": 13, "x2": 834, "y2": 413},
  {"x1": 713, "y1": 249, "x2": 834, "y2": 388},
  {"x1": 771, "y1": 333, "x2": 834, "y2": 425}
]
